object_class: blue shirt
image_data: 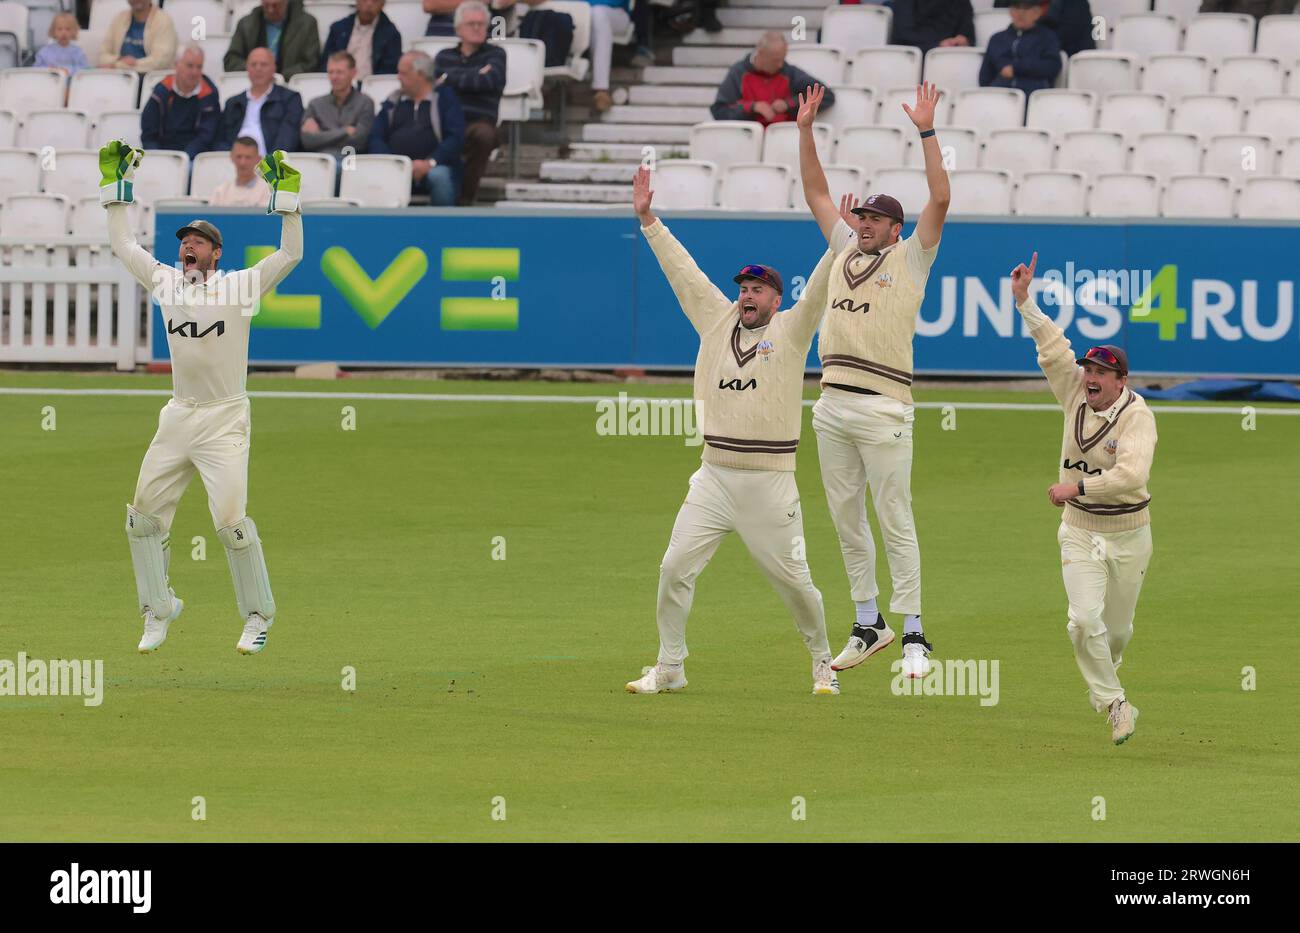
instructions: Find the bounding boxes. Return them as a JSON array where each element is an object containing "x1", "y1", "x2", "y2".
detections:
[
  {"x1": 120, "y1": 18, "x2": 146, "y2": 59},
  {"x1": 266, "y1": 22, "x2": 283, "y2": 54}
]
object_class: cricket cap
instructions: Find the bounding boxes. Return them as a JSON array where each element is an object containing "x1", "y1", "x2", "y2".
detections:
[
  {"x1": 175, "y1": 219, "x2": 222, "y2": 249},
  {"x1": 733, "y1": 263, "x2": 783, "y2": 294},
  {"x1": 1077, "y1": 344, "x2": 1129, "y2": 375},
  {"x1": 850, "y1": 193, "x2": 905, "y2": 224}
]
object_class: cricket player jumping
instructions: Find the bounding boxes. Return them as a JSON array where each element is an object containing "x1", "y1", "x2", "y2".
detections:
[
  {"x1": 624, "y1": 166, "x2": 841, "y2": 696},
  {"x1": 101, "y1": 140, "x2": 304, "y2": 655},
  {"x1": 796, "y1": 83, "x2": 950, "y2": 677},
  {"x1": 1011, "y1": 253, "x2": 1156, "y2": 745}
]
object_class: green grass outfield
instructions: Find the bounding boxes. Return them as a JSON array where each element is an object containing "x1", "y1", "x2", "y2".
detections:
[{"x1": 1, "y1": 371, "x2": 1296, "y2": 841}]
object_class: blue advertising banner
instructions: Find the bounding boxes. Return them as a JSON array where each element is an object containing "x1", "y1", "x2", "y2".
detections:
[{"x1": 153, "y1": 209, "x2": 1300, "y2": 378}]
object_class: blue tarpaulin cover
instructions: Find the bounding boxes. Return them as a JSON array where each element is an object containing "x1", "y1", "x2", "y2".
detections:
[{"x1": 1139, "y1": 380, "x2": 1300, "y2": 402}]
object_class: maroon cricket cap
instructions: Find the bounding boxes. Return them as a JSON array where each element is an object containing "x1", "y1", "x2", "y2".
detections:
[
  {"x1": 851, "y1": 193, "x2": 905, "y2": 224},
  {"x1": 733, "y1": 263, "x2": 783, "y2": 294},
  {"x1": 1077, "y1": 344, "x2": 1129, "y2": 375}
]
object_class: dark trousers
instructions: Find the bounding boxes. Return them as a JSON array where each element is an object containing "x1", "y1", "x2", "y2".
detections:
[{"x1": 460, "y1": 119, "x2": 500, "y2": 206}]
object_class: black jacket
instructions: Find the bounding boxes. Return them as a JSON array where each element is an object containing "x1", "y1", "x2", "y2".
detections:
[
  {"x1": 890, "y1": 0, "x2": 976, "y2": 55},
  {"x1": 321, "y1": 11, "x2": 403, "y2": 74},
  {"x1": 979, "y1": 23, "x2": 1062, "y2": 95},
  {"x1": 216, "y1": 84, "x2": 304, "y2": 153}
]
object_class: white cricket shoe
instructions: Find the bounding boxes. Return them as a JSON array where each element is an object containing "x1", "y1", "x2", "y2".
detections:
[
  {"x1": 900, "y1": 632, "x2": 933, "y2": 679},
  {"x1": 236, "y1": 612, "x2": 273, "y2": 655},
  {"x1": 625, "y1": 664, "x2": 687, "y2": 693},
  {"x1": 1109, "y1": 697, "x2": 1139, "y2": 745},
  {"x1": 138, "y1": 594, "x2": 183, "y2": 653},
  {"x1": 831, "y1": 615, "x2": 895, "y2": 671},
  {"x1": 813, "y1": 658, "x2": 840, "y2": 695}
]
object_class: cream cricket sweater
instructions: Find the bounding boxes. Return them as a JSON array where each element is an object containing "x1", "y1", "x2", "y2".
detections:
[
  {"x1": 818, "y1": 219, "x2": 940, "y2": 404},
  {"x1": 642, "y1": 218, "x2": 833, "y2": 471},
  {"x1": 1018, "y1": 295, "x2": 1158, "y2": 533}
]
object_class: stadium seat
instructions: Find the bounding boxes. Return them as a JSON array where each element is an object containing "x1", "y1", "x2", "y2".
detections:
[
  {"x1": 0, "y1": 67, "x2": 63, "y2": 119},
  {"x1": 1130, "y1": 132, "x2": 1201, "y2": 180},
  {"x1": 718, "y1": 162, "x2": 790, "y2": 210},
  {"x1": 847, "y1": 45, "x2": 921, "y2": 93},
  {"x1": 217, "y1": 71, "x2": 251, "y2": 102},
  {"x1": 1202, "y1": 134, "x2": 1275, "y2": 182},
  {"x1": 1244, "y1": 97, "x2": 1300, "y2": 142},
  {"x1": 93, "y1": 110, "x2": 143, "y2": 148},
  {"x1": 497, "y1": 38, "x2": 546, "y2": 119},
  {"x1": 284, "y1": 151, "x2": 337, "y2": 200},
  {"x1": 951, "y1": 87, "x2": 1024, "y2": 130},
  {"x1": 816, "y1": 88, "x2": 875, "y2": 133},
  {"x1": 1066, "y1": 52, "x2": 1139, "y2": 95},
  {"x1": 18, "y1": 0, "x2": 59, "y2": 53},
  {"x1": 1098, "y1": 92, "x2": 1169, "y2": 143},
  {"x1": 1, "y1": 192, "x2": 67, "y2": 237},
  {"x1": 1014, "y1": 170, "x2": 1087, "y2": 216},
  {"x1": 536, "y1": 1, "x2": 592, "y2": 80},
  {"x1": 132, "y1": 149, "x2": 189, "y2": 203},
  {"x1": 1287, "y1": 70, "x2": 1300, "y2": 97},
  {"x1": 153, "y1": 196, "x2": 207, "y2": 212},
  {"x1": 0, "y1": 108, "x2": 14, "y2": 147},
  {"x1": 384, "y1": 2, "x2": 430, "y2": 51},
  {"x1": 820, "y1": 5, "x2": 892, "y2": 53},
  {"x1": 1160, "y1": 173, "x2": 1234, "y2": 218},
  {"x1": 1278, "y1": 137, "x2": 1300, "y2": 179},
  {"x1": 1087, "y1": 172, "x2": 1160, "y2": 217},
  {"x1": 1056, "y1": 130, "x2": 1128, "y2": 174},
  {"x1": 361, "y1": 73, "x2": 401, "y2": 104},
  {"x1": 40, "y1": 148, "x2": 98, "y2": 200},
  {"x1": 982, "y1": 128, "x2": 1055, "y2": 174},
  {"x1": 690, "y1": 122, "x2": 762, "y2": 174},
  {"x1": 68, "y1": 68, "x2": 139, "y2": 115},
  {"x1": 196, "y1": 32, "x2": 231, "y2": 69},
  {"x1": 868, "y1": 167, "x2": 929, "y2": 216},
  {"x1": 762, "y1": 122, "x2": 831, "y2": 176},
  {"x1": 139, "y1": 69, "x2": 174, "y2": 108},
  {"x1": 288, "y1": 72, "x2": 331, "y2": 106},
  {"x1": 0, "y1": 147, "x2": 40, "y2": 201},
  {"x1": 1235, "y1": 176, "x2": 1300, "y2": 219},
  {"x1": 1213, "y1": 56, "x2": 1284, "y2": 105},
  {"x1": 784, "y1": 45, "x2": 846, "y2": 86},
  {"x1": 969, "y1": 0, "x2": 996, "y2": 9},
  {"x1": 1139, "y1": 54, "x2": 1211, "y2": 99},
  {"x1": 410, "y1": 37, "x2": 457, "y2": 61},
  {"x1": 948, "y1": 168, "x2": 1013, "y2": 215},
  {"x1": 1255, "y1": 15, "x2": 1300, "y2": 67},
  {"x1": 228, "y1": 0, "x2": 260, "y2": 32},
  {"x1": 1153, "y1": 0, "x2": 1203, "y2": 26},
  {"x1": 923, "y1": 47, "x2": 985, "y2": 92},
  {"x1": 907, "y1": 125, "x2": 979, "y2": 171},
  {"x1": 974, "y1": 9, "x2": 1008, "y2": 48},
  {"x1": 834, "y1": 125, "x2": 908, "y2": 170},
  {"x1": 339, "y1": 154, "x2": 412, "y2": 207},
  {"x1": 1110, "y1": 14, "x2": 1180, "y2": 57},
  {"x1": 300, "y1": 197, "x2": 364, "y2": 210},
  {"x1": 1090, "y1": 0, "x2": 1153, "y2": 28},
  {"x1": 1171, "y1": 94, "x2": 1242, "y2": 138},
  {"x1": 877, "y1": 83, "x2": 953, "y2": 127},
  {"x1": 796, "y1": 164, "x2": 866, "y2": 208},
  {"x1": 162, "y1": 0, "x2": 226, "y2": 42},
  {"x1": 187, "y1": 150, "x2": 230, "y2": 200},
  {"x1": 306, "y1": 3, "x2": 354, "y2": 48},
  {"x1": 1025, "y1": 89, "x2": 1097, "y2": 138},
  {"x1": 20, "y1": 109, "x2": 89, "y2": 149},
  {"x1": 1184, "y1": 14, "x2": 1255, "y2": 59},
  {"x1": 0, "y1": 2, "x2": 29, "y2": 51},
  {"x1": 651, "y1": 159, "x2": 716, "y2": 210}
]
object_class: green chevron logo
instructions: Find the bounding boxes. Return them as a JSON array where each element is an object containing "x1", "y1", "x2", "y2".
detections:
[
  {"x1": 321, "y1": 246, "x2": 429, "y2": 330},
  {"x1": 246, "y1": 246, "x2": 321, "y2": 329},
  {"x1": 440, "y1": 247, "x2": 519, "y2": 331}
]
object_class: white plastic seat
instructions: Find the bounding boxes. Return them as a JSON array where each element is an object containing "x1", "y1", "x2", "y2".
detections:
[
  {"x1": 867, "y1": 167, "x2": 928, "y2": 216},
  {"x1": 0, "y1": 2, "x2": 29, "y2": 51},
  {"x1": 1184, "y1": 14, "x2": 1255, "y2": 59},
  {"x1": 188, "y1": 150, "x2": 231, "y2": 200},
  {"x1": 217, "y1": 70, "x2": 251, "y2": 102},
  {"x1": 1235, "y1": 176, "x2": 1300, "y2": 219},
  {"x1": 68, "y1": 68, "x2": 139, "y2": 114},
  {"x1": 1153, "y1": 0, "x2": 1203, "y2": 25},
  {"x1": 821, "y1": 6, "x2": 892, "y2": 54},
  {"x1": 847, "y1": 45, "x2": 920, "y2": 93},
  {"x1": 0, "y1": 193, "x2": 67, "y2": 237},
  {"x1": 690, "y1": 121, "x2": 762, "y2": 175},
  {"x1": 906, "y1": 125, "x2": 979, "y2": 171},
  {"x1": 384, "y1": 1, "x2": 430, "y2": 51},
  {"x1": 1213, "y1": 57, "x2": 1284, "y2": 105},
  {"x1": 288, "y1": 72, "x2": 332, "y2": 106},
  {"x1": 651, "y1": 159, "x2": 716, "y2": 210},
  {"x1": 1056, "y1": 130, "x2": 1128, "y2": 174},
  {"x1": 498, "y1": 38, "x2": 545, "y2": 119},
  {"x1": 227, "y1": 0, "x2": 260, "y2": 32},
  {"x1": 795, "y1": 164, "x2": 865, "y2": 208},
  {"x1": 1110, "y1": 14, "x2": 1180, "y2": 57},
  {"x1": 951, "y1": 88, "x2": 1024, "y2": 130},
  {"x1": 923, "y1": 47, "x2": 985, "y2": 92},
  {"x1": 139, "y1": 69, "x2": 175, "y2": 108},
  {"x1": 1202, "y1": 134, "x2": 1275, "y2": 182},
  {"x1": 1130, "y1": 132, "x2": 1201, "y2": 180},
  {"x1": 361, "y1": 73, "x2": 401, "y2": 105},
  {"x1": 1087, "y1": 172, "x2": 1160, "y2": 217},
  {"x1": 19, "y1": 109, "x2": 89, "y2": 149},
  {"x1": 1139, "y1": 54, "x2": 1211, "y2": 99},
  {"x1": 763, "y1": 122, "x2": 831, "y2": 175},
  {"x1": 94, "y1": 110, "x2": 143, "y2": 148},
  {"x1": 40, "y1": 148, "x2": 99, "y2": 200},
  {"x1": 974, "y1": 10, "x2": 1009, "y2": 48},
  {"x1": 1160, "y1": 173, "x2": 1234, "y2": 217},
  {"x1": 1099, "y1": 92, "x2": 1169, "y2": 143},
  {"x1": 301, "y1": 197, "x2": 364, "y2": 210},
  {"x1": 1091, "y1": 0, "x2": 1154, "y2": 28},
  {"x1": 0, "y1": 108, "x2": 14, "y2": 147},
  {"x1": 835, "y1": 125, "x2": 908, "y2": 170},
  {"x1": 196, "y1": 32, "x2": 231, "y2": 70},
  {"x1": 877, "y1": 84, "x2": 952, "y2": 128},
  {"x1": 1171, "y1": 94, "x2": 1242, "y2": 138},
  {"x1": 307, "y1": 3, "x2": 354, "y2": 48},
  {"x1": 283, "y1": 151, "x2": 337, "y2": 200},
  {"x1": 132, "y1": 150, "x2": 189, "y2": 203},
  {"x1": 1026, "y1": 89, "x2": 1097, "y2": 138},
  {"x1": 948, "y1": 168, "x2": 1012, "y2": 215},
  {"x1": 163, "y1": 0, "x2": 226, "y2": 43},
  {"x1": 339, "y1": 154, "x2": 412, "y2": 207},
  {"x1": 71, "y1": 194, "x2": 148, "y2": 237},
  {"x1": 1014, "y1": 170, "x2": 1087, "y2": 216},
  {"x1": 982, "y1": 128, "x2": 1054, "y2": 174},
  {"x1": 718, "y1": 162, "x2": 790, "y2": 210},
  {"x1": 1244, "y1": 97, "x2": 1300, "y2": 142},
  {"x1": 784, "y1": 44, "x2": 845, "y2": 86},
  {"x1": 1255, "y1": 15, "x2": 1300, "y2": 67},
  {"x1": 816, "y1": 87, "x2": 874, "y2": 132},
  {"x1": 0, "y1": 147, "x2": 40, "y2": 200},
  {"x1": 0, "y1": 67, "x2": 64, "y2": 118},
  {"x1": 1278, "y1": 137, "x2": 1300, "y2": 179},
  {"x1": 410, "y1": 38, "x2": 457, "y2": 61},
  {"x1": 537, "y1": 1, "x2": 592, "y2": 80},
  {"x1": 1066, "y1": 52, "x2": 1139, "y2": 95}
]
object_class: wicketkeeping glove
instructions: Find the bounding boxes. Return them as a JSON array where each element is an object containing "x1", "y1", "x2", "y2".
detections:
[
  {"x1": 99, "y1": 140, "x2": 143, "y2": 206},
  {"x1": 259, "y1": 150, "x2": 301, "y2": 214}
]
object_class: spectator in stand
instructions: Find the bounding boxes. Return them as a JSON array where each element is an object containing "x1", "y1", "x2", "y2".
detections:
[
  {"x1": 423, "y1": 0, "x2": 461, "y2": 36},
  {"x1": 695, "y1": 0, "x2": 723, "y2": 34},
  {"x1": 370, "y1": 51, "x2": 466, "y2": 206},
  {"x1": 301, "y1": 51, "x2": 376, "y2": 158},
  {"x1": 142, "y1": 45, "x2": 220, "y2": 158},
  {"x1": 980, "y1": 1, "x2": 1061, "y2": 97},
  {"x1": 216, "y1": 47, "x2": 304, "y2": 153},
  {"x1": 589, "y1": 0, "x2": 633, "y2": 113},
  {"x1": 208, "y1": 136, "x2": 273, "y2": 206},
  {"x1": 225, "y1": 0, "x2": 321, "y2": 80},
  {"x1": 1199, "y1": 0, "x2": 1295, "y2": 17},
  {"x1": 35, "y1": 12, "x2": 91, "y2": 76},
  {"x1": 710, "y1": 31, "x2": 834, "y2": 126},
  {"x1": 434, "y1": 2, "x2": 506, "y2": 206},
  {"x1": 321, "y1": 0, "x2": 402, "y2": 79},
  {"x1": 890, "y1": 0, "x2": 975, "y2": 55},
  {"x1": 996, "y1": 0, "x2": 1094, "y2": 56},
  {"x1": 98, "y1": 0, "x2": 177, "y2": 72}
]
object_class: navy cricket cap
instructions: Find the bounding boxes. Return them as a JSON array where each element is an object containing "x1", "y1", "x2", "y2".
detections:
[{"x1": 733, "y1": 263, "x2": 783, "y2": 294}]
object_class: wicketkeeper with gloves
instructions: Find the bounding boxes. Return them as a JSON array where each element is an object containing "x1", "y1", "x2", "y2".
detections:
[{"x1": 102, "y1": 140, "x2": 304, "y2": 655}]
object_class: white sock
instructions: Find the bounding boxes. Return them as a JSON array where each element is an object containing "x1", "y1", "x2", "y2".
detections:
[
  {"x1": 904, "y1": 614, "x2": 922, "y2": 635},
  {"x1": 854, "y1": 598, "x2": 879, "y2": 627}
]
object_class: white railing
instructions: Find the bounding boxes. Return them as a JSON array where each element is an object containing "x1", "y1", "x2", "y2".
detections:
[{"x1": 0, "y1": 238, "x2": 151, "y2": 371}]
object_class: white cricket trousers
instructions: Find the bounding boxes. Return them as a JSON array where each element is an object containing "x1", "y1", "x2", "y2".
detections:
[
  {"x1": 1057, "y1": 521, "x2": 1153, "y2": 712},
  {"x1": 133, "y1": 395, "x2": 251, "y2": 532},
  {"x1": 656, "y1": 462, "x2": 831, "y2": 666},
  {"x1": 811, "y1": 388, "x2": 921, "y2": 616},
  {"x1": 589, "y1": 5, "x2": 631, "y2": 90}
]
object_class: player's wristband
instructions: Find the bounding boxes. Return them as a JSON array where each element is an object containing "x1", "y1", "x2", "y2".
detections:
[
  {"x1": 918, "y1": 128, "x2": 936, "y2": 139},
  {"x1": 1077, "y1": 481, "x2": 1085, "y2": 497}
]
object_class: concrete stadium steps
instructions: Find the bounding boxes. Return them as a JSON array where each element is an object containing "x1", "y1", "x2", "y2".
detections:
[
  {"x1": 718, "y1": 7, "x2": 825, "y2": 28},
  {"x1": 503, "y1": 182, "x2": 633, "y2": 204},
  {"x1": 567, "y1": 142, "x2": 690, "y2": 162},
  {"x1": 580, "y1": 123, "x2": 693, "y2": 144},
  {"x1": 539, "y1": 161, "x2": 641, "y2": 184},
  {"x1": 673, "y1": 46, "x2": 751, "y2": 67},
  {"x1": 601, "y1": 104, "x2": 713, "y2": 124},
  {"x1": 628, "y1": 85, "x2": 718, "y2": 106},
  {"x1": 681, "y1": 27, "x2": 820, "y2": 46},
  {"x1": 640, "y1": 66, "x2": 729, "y2": 86}
]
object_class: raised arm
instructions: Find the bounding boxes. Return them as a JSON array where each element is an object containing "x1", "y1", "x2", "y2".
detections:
[
  {"x1": 796, "y1": 84, "x2": 841, "y2": 244},
  {"x1": 901, "y1": 82, "x2": 951, "y2": 250},
  {"x1": 99, "y1": 142, "x2": 167, "y2": 291},
  {"x1": 783, "y1": 246, "x2": 835, "y2": 348},
  {"x1": 249, "y1": 211, "x2": 304, "y2": 295},
  {"x1": 1011, "y1": 251, "x2": 1080, "y2": 409}
]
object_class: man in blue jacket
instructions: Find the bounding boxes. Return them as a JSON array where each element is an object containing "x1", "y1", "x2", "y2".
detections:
[
  {"x1": 369, "y1": 50, "x2": 465, "y2": 205},
  {"x1": 320, "y1": 0, "x2": 402, "y2": 79},
  {"x1": 979, "y1": 0, "x2": 1061, "y2": 97},
  {"x1": 215, "y1": 47, "x2": 304, "y2": 153},
  {"x1": 141, "y1": 44, "x2": 220, "y2": 158}
]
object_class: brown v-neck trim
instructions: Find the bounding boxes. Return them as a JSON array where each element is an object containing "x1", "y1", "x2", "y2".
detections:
[
  {"x1": 730, "y1": 320, "x2": 760, "y2": 368},
  {"x1": 841, "y1": 250, "x2": 888, "y2": 291},
  {"x1": 1075, "y1": 389, "x2": 1135, "y2": 453}
]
